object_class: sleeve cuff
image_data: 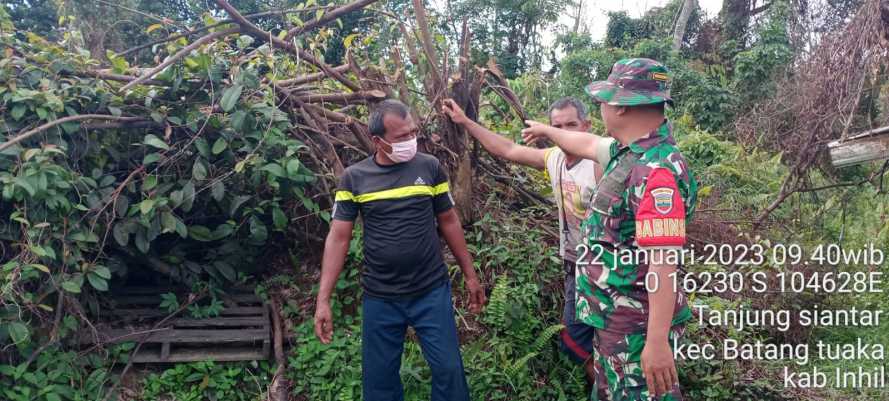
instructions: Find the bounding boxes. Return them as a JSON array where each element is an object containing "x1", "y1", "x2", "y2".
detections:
[{"x1": 596, "y1": 137, "x2": 616, "y2": 166}]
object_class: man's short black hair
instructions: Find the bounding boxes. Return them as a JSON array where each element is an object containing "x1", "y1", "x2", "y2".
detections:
[
  {"x1": 369, "y1": 99, "x2": 410, "y2": 137},
  {"x1": 548, "y1": 97, "x2": 589, "y2": 121}
]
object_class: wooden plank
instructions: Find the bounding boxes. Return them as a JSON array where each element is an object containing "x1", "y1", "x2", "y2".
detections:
[
  {"x1": 112, "y1": 306, "x2": 266, "y2": 318},
  {"x1": 131, "y1": 347, "x2": 268, "y2": 363},
  {"x1": 113, "y1": 293, "x2": 261, "y2": 306},
  {"x1": 160, "y1": 342, "x2": 171, "y2": 361},
  {"x1": 111, "y1": 286, "x2": 181, "y2": 295},
  {"x1": 170, "y1": 316, "x2": 267, "y2": 328},
  {"x1": 262, "y1": 339, "x2": 271, "y2": 359},
  {"x1": 88, "y1": 328, "x2": 268, "y2": 344},
  {"x1": 829, "y1": 126, "x2": 889, "y2": 167}
]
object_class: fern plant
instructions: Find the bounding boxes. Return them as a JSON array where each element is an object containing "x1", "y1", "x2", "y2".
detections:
[{"x1": 505, "y1": 323, "x2": 565, "y2": 378}]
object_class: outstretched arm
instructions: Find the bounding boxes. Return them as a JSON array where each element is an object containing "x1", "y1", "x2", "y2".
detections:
[
  {"x1": 521, "y1": 120, "x2": 609, "y2": 164},
  {"x1": 442, "y1": 99, "x2": 546, "y2": 169}
]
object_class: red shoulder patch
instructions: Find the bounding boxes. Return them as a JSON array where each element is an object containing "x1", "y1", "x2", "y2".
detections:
[{"x1": 635, "y1": 167, "x2": 686, "y2": 248}]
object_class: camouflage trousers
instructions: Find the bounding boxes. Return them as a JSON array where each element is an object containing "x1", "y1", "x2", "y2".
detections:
[{"x1": 590, "y1": 325, "x2": 685, "y2": 401}]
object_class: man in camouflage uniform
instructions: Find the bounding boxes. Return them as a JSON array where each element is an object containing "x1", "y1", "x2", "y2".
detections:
[{"x1": 522, "y1": 58, "x2": 697, "y2": 401}]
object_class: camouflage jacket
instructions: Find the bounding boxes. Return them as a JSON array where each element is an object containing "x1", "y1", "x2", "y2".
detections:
[{"x1": 576, "y1": 121, "x2": 697, "y2": 334}]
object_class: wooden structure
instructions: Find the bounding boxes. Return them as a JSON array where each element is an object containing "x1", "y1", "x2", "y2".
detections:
[
  {"x1": 828, "y1": 126, "x2": 889, "y2": 167},
  {"x1": 82, "y1": 287, "x2": 271, "y2": 363}
]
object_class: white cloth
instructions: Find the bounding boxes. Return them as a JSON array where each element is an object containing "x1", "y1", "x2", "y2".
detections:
[{"x1": 543, "y1": 138, "x2": 614, "y2": 261}]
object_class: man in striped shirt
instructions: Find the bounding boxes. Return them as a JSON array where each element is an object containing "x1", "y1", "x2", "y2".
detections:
[{"x1": 314, "y1": 99, "x2": 486, "y2": 401}]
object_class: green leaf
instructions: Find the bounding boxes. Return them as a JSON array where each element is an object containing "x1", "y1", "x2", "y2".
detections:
[
  {"x1": 10, "y1": 104, "x2": 26, "y2": 120},
  {"x1": 231, "y1": 110, "x2": 248, "y2": 131},
  {"x1": 170, "y1": 190, "x2": 183, "y2": 207},
  {"x1": 189, "y1": 225, "x2": 213, "y2": 241},
  {"x1": 134, "y1": 229, "x2": 150, "y2": 253},
  {"x1": 142, "y1": 175, "x2": 158, "y2": 192},
  {"x1": 116, "y1": 195, "x2": 130, "y2": 218},
  {"x1": 139, "y1": 199, "x2": 155, "y2": 215},
  {"x1": 249, "y1": 216, "x2": 267, "y2": 243},
  {"x1": 220, "y1": 84, "x2": 243, "y2": 112},
  {"x1": 93, "y1": 265, "x2": 112, "y2": 280},
  {"x1": 212, "y1": 223, "x2": 233, "y2": 240},
  {"x1": 109, "y1": 51, "x2": 129, "y2": 74},
  {"x1": 194, "y1": 138, "x2": 211, "y2": 158},
  {"x1": 193, "y1": 159, "x2": 207, "y2": 181},
  {"x1": 61, "y1": 280, "x2": 81, "y2": 294},
  {"x1": 175, "y1": 218, "x2": 188, "y2": 238},
  {"x1": 29, "y1": 244, "x2": 49, "y2": 258},
  {"x1": 229, "y1": 195, "x2": 251, "y2": 217},
  {"x1": 272, "y1": 207, "x2": 287, "y2": 229},
  {"x1": 7, "y1": 322, "x2": 28, "y2": 344},
  {"x1": 87, "y1": 273, "x2": 109, "y2": 291},
  {"x1": 28, "y1": 264, "x2": 50, "y2": 274},
  {"x1": 14, "y1": 176, "x2": 36, "y2": 196},
  {"x1": 143, "y1": 134, "x2": 170, "y2": 150},
  {"x1": 143, "y1": 153, "x2": 162, "y2": 166},
  {"x1": 69, "y1": 230, "x2": 99, "y2": 243},
  {"x1": 211, "y1": 181, "x2": 224, "y2": 202},
  {"x1": 211, "y1": 138, "x2": 227, "y2": 155},
  {"x1": 161, "y1": 212, "x2": 177, "y2": 234},
  {"x1": 261, "y1": 163, "x2": 284, "y2": 178},
  {"x1": 182, "y1": 181, "x2": 196, "y2": 211},
  {"x1": 285, "y1": 159, "x2": 301, "y2": 177},
  {"x1": 113, "y1": 223, "x2": 129, "y2": 246},
  {"x1": 215, "y1": 262, "x2": 236, "y2": 281}
]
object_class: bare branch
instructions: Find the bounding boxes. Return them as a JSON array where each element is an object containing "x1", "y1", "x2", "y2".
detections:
[
  {"x1": 0, "y1": 115, "x2": 148, "y2": 153},
  {"x1": 283, "y1": 0, "x2": 380, "y2": 40},
  {"x1": 410, "y1": 0, "x2": 443, "y2": 95},
  {"x1": 275, "y1": 65, "x2": 350, "y2": 86},
  {"x1": 79, "y1": 70, "x2": 166, "y2": 86},
  {"x1": 213, "y1": 0, "x2": 361, "y2": 92}
]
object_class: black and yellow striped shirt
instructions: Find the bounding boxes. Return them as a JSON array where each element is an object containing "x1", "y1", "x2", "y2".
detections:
[{"x1": 332, "y1": 153, "x2": 453, "y2": 299}]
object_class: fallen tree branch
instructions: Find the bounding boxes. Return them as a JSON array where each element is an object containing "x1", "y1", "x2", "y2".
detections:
[
  {"x1": 275, "y1": 65, "x2": 350, "y2": 87},
  {"x1": 79, "y1": 70, "x2": 166, "y2": 86},
  {"x1": 301, "y1": 90, "x2": 386, "y2": 104},
  {"x1": 214, "y1": 0, "x2": 361, "y2": 92},
  {"x1": 269, "y1": 299, "x2": 289, "y2": 401},
  {"x1": 0, "y1": 115, "x2": 148, "y2": 153},
  {"x1": 283, "y1": 0, "x2": 380, "y2": 40},
  {"x1": 119, "y1": 27, "x2": 240, "y2": 92},
  {"x1": 303, "y1": 103, "x2": 373, "y2": 152}
]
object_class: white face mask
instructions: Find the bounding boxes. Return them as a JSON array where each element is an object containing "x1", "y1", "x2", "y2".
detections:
[{"x1": 381, "y1": 137, "x2": 417, "y2": 163}]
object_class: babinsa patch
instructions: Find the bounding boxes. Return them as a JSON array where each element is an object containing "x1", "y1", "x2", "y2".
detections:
[{"x1": 651, "y1": 187, "x2": 674, "y2": 215}]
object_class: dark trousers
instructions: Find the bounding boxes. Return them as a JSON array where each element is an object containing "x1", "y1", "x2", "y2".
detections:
[
  {"x1": 362, "y1": 281, "x2": 470, "y2": 401},
  {"x1": 560, "y1": 259, "x2": 596, "y2": 363}
]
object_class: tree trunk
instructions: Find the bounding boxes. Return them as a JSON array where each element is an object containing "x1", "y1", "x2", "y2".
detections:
[
  {"x1": 673, "y1": 0, "x2": 696, "y2": 51},
  {"x1": 720, "y1": 0, "x2": 752, "y2": 50},
  {"x1": 572, "y1": 0, "x2": 585, "y2": 34},
  {"x1": 410, "y1": 2, "x2": 479, "y2": 224}
]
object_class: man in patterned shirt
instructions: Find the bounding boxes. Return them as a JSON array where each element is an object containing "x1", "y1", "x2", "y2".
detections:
[
  {"x1": 522, "y1": 58, "x2": 698, "y2": 401},
  {"x1": 441, "y1": 97, "x2": 616, "y2": 384}
]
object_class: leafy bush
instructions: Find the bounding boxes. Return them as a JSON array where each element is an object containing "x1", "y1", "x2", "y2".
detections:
[
  {"x1": 141, "y1": 360, "x2": 271, "y2": 401},
  {"x1": 0, "y1": 11, "x2": 326, "y2": 353}
]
